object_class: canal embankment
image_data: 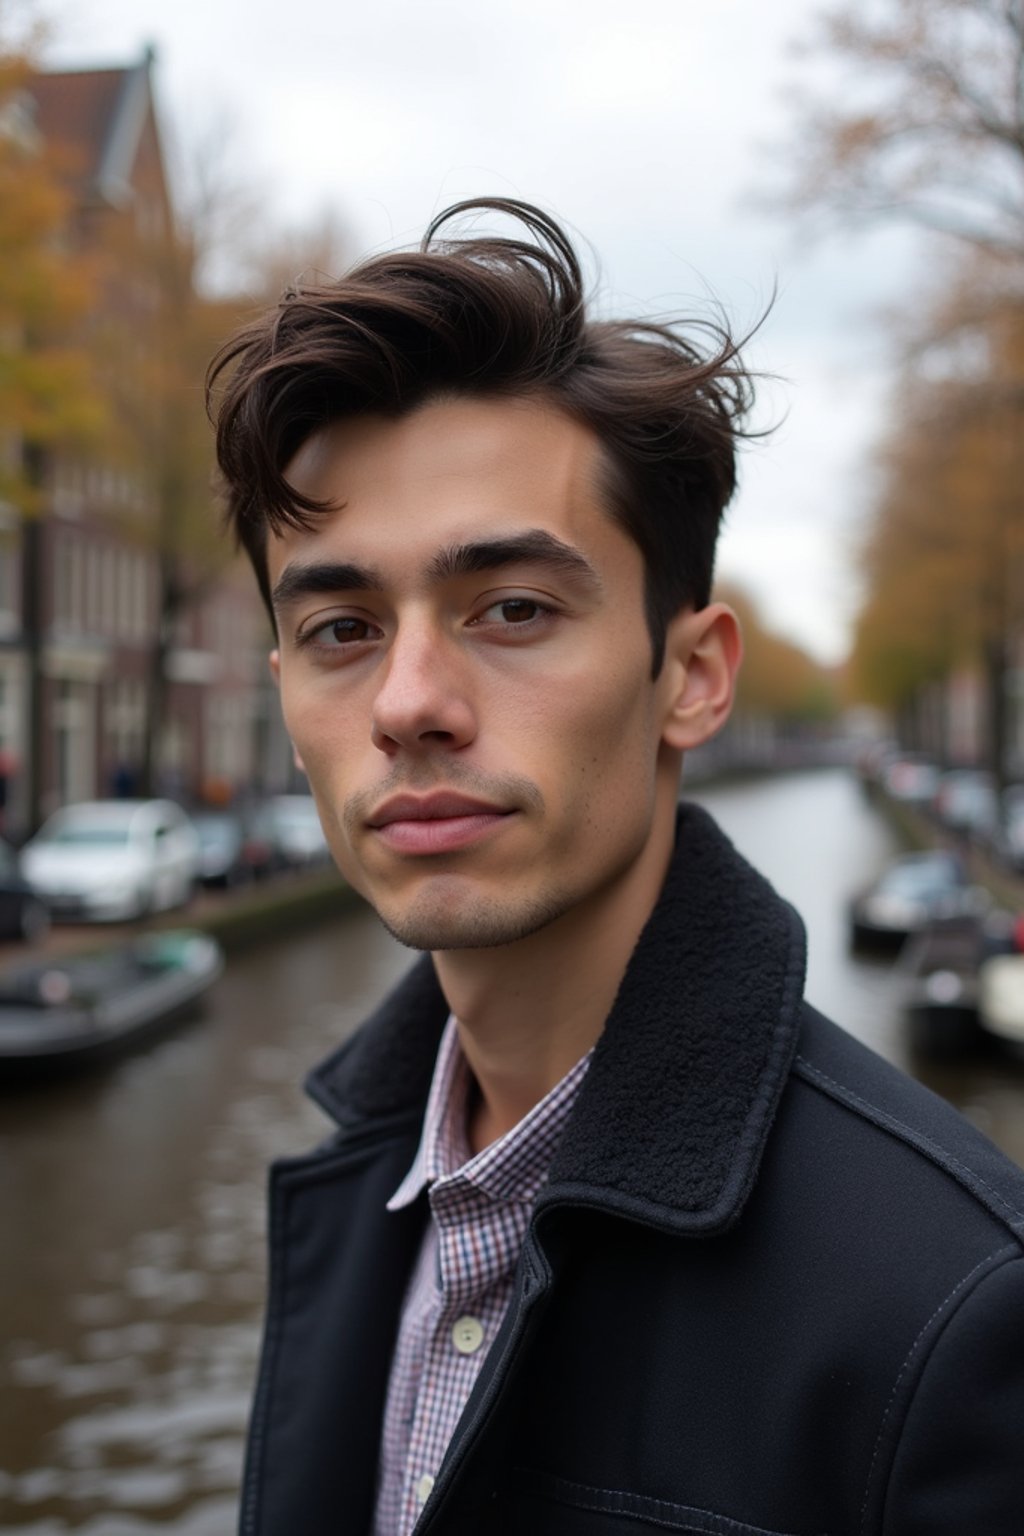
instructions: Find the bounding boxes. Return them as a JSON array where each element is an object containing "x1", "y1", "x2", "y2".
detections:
[
  {"x1": 0, "y1": 865, "x2": 364, "y2": 969},
  {"x1": 157, "y1": 867, "x2": 362, "y2": 954},
  {"x1": 867, "y1": 786, "x2": 1024, "y2": 912}
]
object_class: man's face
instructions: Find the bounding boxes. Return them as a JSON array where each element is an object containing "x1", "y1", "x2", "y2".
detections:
[{"x1": 268, "y1": 395, "x2": 687, "y2": 952}]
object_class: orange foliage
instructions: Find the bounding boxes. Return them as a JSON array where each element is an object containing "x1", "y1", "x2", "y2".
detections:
[
  {"x1": 716, "y1": 582, "x2": 837, "y2": 721},
  {"x1": 850, "y1": 288, "x2": 1024, "y2": 708},
  {"x1": 0, "y1": 47, "x2": 103, "y2": 506}
]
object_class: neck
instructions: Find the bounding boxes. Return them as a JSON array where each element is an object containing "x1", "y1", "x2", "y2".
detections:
[{"x1": 435, "y1": 790, "x2": 679, "y2": 1154}]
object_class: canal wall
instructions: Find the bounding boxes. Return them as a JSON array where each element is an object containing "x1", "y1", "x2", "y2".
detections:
[
  {"x1": 151, "y1": 868, "x2": 363, "y2": 954},
  {"x1": 0, "y1": 867, "x2": 365, "y2": 969}
]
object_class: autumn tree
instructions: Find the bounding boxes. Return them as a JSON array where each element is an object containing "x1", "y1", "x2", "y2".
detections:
[
  {"x1": 121, "y1": 201, "x2": 357, "y2": 790},
  {"x1": 777, "y1": 0, "x2": 1024, "y2": 262},
  {"x1": 89, "y1": 189, "x2": 255, "y2": 793},
  {"x1": 2, "y1": 5, "x2": 99, "y2": 436},
  {"x1": 849, "y1": 287, "x2": 1024, "y2": 774},
  {"x1": 717, "y1": 582, "x2": 838, "y2": 725},
  {"x1": 774, "y1": 0, "x2": 1024, "y2": 783},
  {"x1": 0, "y1": 34, "x2": 101, "y2": 504},
  {"x1": 0, "y1": 20, "x2": 106, "y2": 828}
]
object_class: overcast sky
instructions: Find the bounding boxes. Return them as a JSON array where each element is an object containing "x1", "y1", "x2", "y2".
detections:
[{"x1": 41, "y1": 0, "x2": 928, "y2": 664}]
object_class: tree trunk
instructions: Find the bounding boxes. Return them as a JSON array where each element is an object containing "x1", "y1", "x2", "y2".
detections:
[
  {"x1": 21, "y1": 444, "x2": 47, "y2": 836},
  {"x1": 140, "y1": 559, "x2": 176, "y2": 799},
  {"x1": 984, "y1": 634, "x2": 1008, "y2": 798}
]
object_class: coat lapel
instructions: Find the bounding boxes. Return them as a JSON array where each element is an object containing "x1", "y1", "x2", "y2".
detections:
[{"x1": 542, "y1": 801, "x2": 806, "y2": 1233}]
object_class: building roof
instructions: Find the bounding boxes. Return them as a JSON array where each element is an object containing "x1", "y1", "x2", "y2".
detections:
[{"x1": 27, "y1": 49, "x2": 156, "y2": 207}]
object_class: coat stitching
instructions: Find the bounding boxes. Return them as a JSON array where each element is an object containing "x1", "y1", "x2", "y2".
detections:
[
  {"x1": 519, "y1": 1470, "x2": 833, "y2": 1536},
  {"x1": 793, "y1": 1055, "x2": 1024, "y2": 1225},
  {"x1": 239, "y1": 1179, "x2": 288, "y2": 1536},
  {"x1": 856, "y1": 1248, "x2": 1015, "y2": 1534}
]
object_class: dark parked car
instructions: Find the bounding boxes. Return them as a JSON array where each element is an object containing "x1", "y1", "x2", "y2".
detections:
[
  {"x1": 848, "y1": 851, "x2": 985, "y2": 949},
  {"x1": 0, "y1": 838, "x2": 50, "y2": 944},
  {"x1": 193, "y1": 806, "x2": 285, "y2": 887},
  {"x1": 932, "y1": 769, "x2": 997, "y2": 840},
  {"x1": 993, "y1": 784, "x2": 1024, "y2": 872}
]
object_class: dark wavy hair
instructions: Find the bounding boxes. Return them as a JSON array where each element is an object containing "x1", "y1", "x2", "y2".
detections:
[{"x1": 207, "y1": 198, "x2": 760, "y2": 674}]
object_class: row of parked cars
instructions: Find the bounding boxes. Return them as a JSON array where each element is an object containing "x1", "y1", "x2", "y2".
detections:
[
  {"x1": 0, "y1": 795, "x2": 331, "y2": 942},
  {"x1": 850, "y1": 747, "x2": 1024, "y2": 950},
  {"x1": 862, "y1": 748, "x2": 1024, "y2": 869}
]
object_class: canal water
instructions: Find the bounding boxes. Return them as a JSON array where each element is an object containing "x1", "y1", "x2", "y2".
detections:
[{"x1": 2, "y1": 768, "x2": 1022, "y2": 1533}]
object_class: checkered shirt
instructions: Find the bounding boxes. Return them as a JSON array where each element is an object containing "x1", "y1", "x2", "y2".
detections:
[{"x1": 373, "y1": 1016, "x2": 592, "y2": 1535}]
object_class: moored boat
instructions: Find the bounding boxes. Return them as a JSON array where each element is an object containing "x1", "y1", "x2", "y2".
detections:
[
  {"x1": 0, "y1": 930, "x2": 223, "y2": 1073},
  {"x1": 901, "y1": 916, "x2": 984, "y2": 1058},
  {"x1": 978, "y1": 953, "x2": 1024, "y2": 1054},
  {"x1": 903, "y1": 909, "x2": 1024, "y2": 1059}
]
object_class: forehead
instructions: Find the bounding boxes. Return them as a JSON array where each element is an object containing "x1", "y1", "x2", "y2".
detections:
[{"x1": 272, "y1": 395, "x2": 623, "y2": 578}]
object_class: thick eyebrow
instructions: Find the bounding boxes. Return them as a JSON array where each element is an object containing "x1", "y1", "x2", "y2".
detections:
[
  {"x1": 271, "y1": 560, "x2": 385, "y2": 614},
  {"x1": 427, "y1": 530, "x2": 602, "y2": 591},
  {"x1": 271, "y1": 529, "x2": 602, "y2": 616}
]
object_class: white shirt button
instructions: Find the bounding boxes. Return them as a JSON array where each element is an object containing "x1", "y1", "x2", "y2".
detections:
[
  {"x1": 451, "y1": 1315, "x2": 485, "y2": 1355},
  {"x1": 416, "y1": 1473, "x2": 435, "y2": 1505}
]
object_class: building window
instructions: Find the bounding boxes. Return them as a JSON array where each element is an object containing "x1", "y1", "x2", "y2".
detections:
[
  {"x1": 86, "y1": 542, "x2": 103, "y2": 633},
  {"x1": 117, "y1": 550, "x2": 132, "y2": 639},
  {"x1": 206, "y1": 690, "x2": 253, "y2": 785},
  {"x1": 58, "y1": 535, "x2": 85, "y2": 630},
  {"x1": 54, "y1": 536, "x2": 70, "y2": 627},
  {"x1": 132, "y1": 552, "x2": 150, "y2": 640},
  {"x1": 101, "y1": 546, "x2": 116, "y2": 635},
  {"x1": 105, "y1": 678, "x2": 146, "y2": 778},
  {"x1": 0, "y1": 535, "x2": 18, "y2": 628},
  {"x1": 54, "y1": 679, "x2": 96, "y2": 806}
]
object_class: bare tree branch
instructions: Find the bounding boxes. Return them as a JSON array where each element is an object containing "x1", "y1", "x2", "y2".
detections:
[{"x1": 771, "y1": 0, "x2": 1024, "y2": 260}]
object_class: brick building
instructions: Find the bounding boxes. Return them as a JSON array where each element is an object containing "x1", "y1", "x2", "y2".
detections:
[{"x1": 0, "y1": 49, "x2": 286, "y2": 835}]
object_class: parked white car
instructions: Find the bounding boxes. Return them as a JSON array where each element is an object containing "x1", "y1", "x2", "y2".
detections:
[{"x1": 21, "y1": 800, "x2": 200, "y2": 922}]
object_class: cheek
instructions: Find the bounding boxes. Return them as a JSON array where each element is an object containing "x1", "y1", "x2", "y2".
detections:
[
  {"x1": 519, "y1": 655, "x2": 659, "y2": 800},
  {"x1": 280, "y1": 668, "x2": 352, "y2": 755}
]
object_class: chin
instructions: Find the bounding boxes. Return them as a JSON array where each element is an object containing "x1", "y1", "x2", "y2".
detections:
[{"x1": 375, "y1": 885, "x2": 569, "y2": 953}]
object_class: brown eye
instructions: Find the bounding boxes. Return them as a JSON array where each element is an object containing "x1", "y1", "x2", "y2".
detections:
[
  {"x1": 327, "y1": 617, "x2": 374, "y2": 643},
  {"x1": 498, "y1": 600, "x2": 539, "y2": 624},
  {"x1": 471, "y1": 596, "x2": 554, "y2": 633},
  {"x1": 300, "y1": 614, "x2": 381, "y2": 650}
]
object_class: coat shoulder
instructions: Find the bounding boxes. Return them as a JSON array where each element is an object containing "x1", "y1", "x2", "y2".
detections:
[{"x1": 791, "y1": 1004, "x2": 1024, "y2": 1245}]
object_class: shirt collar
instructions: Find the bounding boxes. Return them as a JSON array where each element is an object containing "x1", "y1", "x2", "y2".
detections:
[
  {"x1": 388, "y1": 1015, "x2": 592, "y2": 1212},
  {"x1": 388, "y1": 1016, "x2": 466, "y2": 1209}
]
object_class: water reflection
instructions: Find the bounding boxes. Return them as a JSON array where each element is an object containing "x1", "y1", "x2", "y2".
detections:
[
  {"x1": 0, "y1": 905, "x2": 410, "y2": 1533},
  {"x1": 2, "y1": 770, "x2": 1023, "y2": 1531}
]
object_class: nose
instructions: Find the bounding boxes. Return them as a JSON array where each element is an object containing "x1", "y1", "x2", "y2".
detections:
[{"x1": 370, "y1": 620, "x2": 477, "y2": 756}]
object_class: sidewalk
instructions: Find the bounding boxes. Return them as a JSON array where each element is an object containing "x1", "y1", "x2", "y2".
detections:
[{"x1": 0, "y1": 864, "x2": 360, "y2": 970}]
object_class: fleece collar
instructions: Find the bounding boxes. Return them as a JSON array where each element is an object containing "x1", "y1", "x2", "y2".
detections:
[{"x1": 306, "y1": 802, "x2": 807, "y2": 1236}]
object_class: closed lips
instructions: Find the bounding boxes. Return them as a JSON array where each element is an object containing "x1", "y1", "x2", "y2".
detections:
[{"x1": 368, "y1": 795, "x2": 510, "y2": 826}]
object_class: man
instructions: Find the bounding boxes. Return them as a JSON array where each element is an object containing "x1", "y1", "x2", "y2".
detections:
[{"x1": 209, "y1": 200, "x2": 1024, "y2": 1536}]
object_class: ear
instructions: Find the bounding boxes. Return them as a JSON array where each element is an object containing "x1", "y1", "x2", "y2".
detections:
[
  {"x1": 659, "y1": 603, "x2": 742, "y2": 752},
  {"x1": 268, "y1": 648, "x2": 307, "y2": 773}
]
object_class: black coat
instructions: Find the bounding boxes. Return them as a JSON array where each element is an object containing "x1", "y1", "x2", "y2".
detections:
[{"x1": 240, "y1": 805, "x2": 1024, "y2": 1535}]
